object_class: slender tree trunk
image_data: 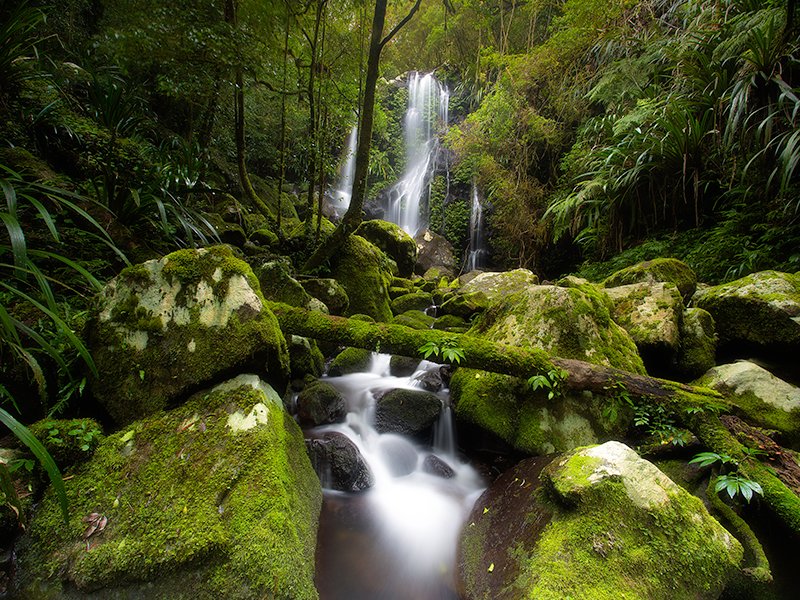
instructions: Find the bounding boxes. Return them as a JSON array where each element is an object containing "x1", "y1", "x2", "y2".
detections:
[
  {"x1": 304, "y1": 0, "x2": 326, "y2": 238},
  {"x1": 302, "y1": 0, "x2": 422, "y2": 272},
  {"x1": 225, "y1": 0, "x2": 272, "y2": 220},
  {"x1": 276, "y1": 1, "x2": 292, "y2": 239}
]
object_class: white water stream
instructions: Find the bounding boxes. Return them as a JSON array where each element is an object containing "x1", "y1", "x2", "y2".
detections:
[
  {"x1": 389, "y1": 72, "x2": 449, "y2": 236},
  {"x1": 312, "y1": 354, "x2": 484, "y2": 599},
  {"x1": 466, "y1": 182, "x2": 487, "y2": 271},
  {"x1": 330, "y1": 124, "x2": 358, "y2": 218}
]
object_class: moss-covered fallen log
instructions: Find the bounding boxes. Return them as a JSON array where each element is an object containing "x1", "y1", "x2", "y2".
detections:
[{"x1": 268, "y1": 302, "x2": 800, "y2": 536}]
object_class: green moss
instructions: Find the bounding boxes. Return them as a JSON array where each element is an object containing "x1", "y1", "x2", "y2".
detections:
[
  {"x1": 391, "y1": 291, "x2": 434, "y2": 315},
  {"x1": 331, "y1": 235, "x2": 394, "y2": 322},
  {"x1": 27, "y1": 419, "x2": 104, "y2": 470},
  {"x1": 355, "y1": 220, "x2": 417, "y2": 277},
  {"x1": 328, "y1": 347, "x2": 372, "y2": 376},
  {"x1": 391, "y1": 310, "x2": 435, "y2": 330},
  {"x1": 15, "y1": 379, "x2": 321, "y2": 599},
  {"x1": 603, "y1": 258, "x2": 698, "y2": 300}
]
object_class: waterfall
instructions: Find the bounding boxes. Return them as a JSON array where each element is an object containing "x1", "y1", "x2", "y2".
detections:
[
  {"x1": 466, "y1": 182, "x2": 487, "y2": 271},
  {"x1": 331, "y1": 124, "x2": 358, "y2": 217},
  {"x1": 389, "y1": 72, "x2": 449, "y2": 236},
  {"x1": 313, "y1": 355, "x2": 483, "y2": 599}
]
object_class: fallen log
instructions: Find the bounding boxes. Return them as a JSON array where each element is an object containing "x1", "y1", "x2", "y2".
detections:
[{"x1": 268, "y1": 302, "x2": 800, "y2": 536}]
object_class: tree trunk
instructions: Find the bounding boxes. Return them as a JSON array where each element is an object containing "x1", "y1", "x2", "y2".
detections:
[
  {"x1": 302, "y1": 0, "x2": 422, "y2": 272},
  {"x1": 268, "y1": 301, "x2": 800, "y2": 536}
]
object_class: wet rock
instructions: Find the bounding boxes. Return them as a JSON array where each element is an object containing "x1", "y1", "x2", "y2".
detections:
[
  {"x1": 391, "y1": 291, "x2": 434, "y2": 315},
  {"x1": 328, "y1": 347, "x2": 373, "y2": 376},
  {"x1": 389, "y1": 355, "x2": 421, "y2": 377},
  {"x1": 86, "y1": 246, "x2": 289, "y2": 424},
  {"x1": 288, "y1": 335, "x2": 325, "y2": 380},
  {"x1": 413, "y1": 369, "x2": 444, "y2": 392},
  {"x1": 296, "y1": 381, "x2": 347, "y2": 427},
  {"x1": 422, "y1": 455, "x2": 455, "y2": 479},
  {"x1": 374, "y1": 388, "x2": 443, "y2": 436},
  {"x1": 306, "y1": 432, "x2": 374, "y2": 492},
  {"x1": 458, "y1": 442, "x2": 742, "y2": 600}
]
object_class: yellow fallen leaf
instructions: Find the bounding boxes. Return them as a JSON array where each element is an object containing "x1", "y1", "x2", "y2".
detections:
[
  {"x1": 488, "y1": 563, "x2": 494, "y2": 573},
  {"x1": 483, "y1": 506, "x2": 489, "y2": 514}
]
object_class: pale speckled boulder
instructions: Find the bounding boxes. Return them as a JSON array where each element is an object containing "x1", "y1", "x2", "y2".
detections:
[
  {"x1": 87, "y1": 246, "x2": 289, "y2": 424},
  {"x1": 14, "y1": 375, "x2": 322, "y2": 600},
  {"x1": 458, "y1": 441, "x2": 742, "y2": 600},
  {"x1": 458, "y1": 269, "x2": 539, "y2": 305},
  {"x1": 695, "y1": 360, "x2": 800, "y2": 447},
  {"x1": 605, "y1": 281, "x2": 683, "y2": 374},
  {"x1": 603, "y1": 258, "x2": 697, "y2": 301},
  {"x1": 693, "y1": 270, "x2": 800, "y2": 349}
]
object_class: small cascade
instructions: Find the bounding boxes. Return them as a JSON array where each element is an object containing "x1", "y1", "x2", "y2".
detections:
[
  {"x1": 389, "y1": 72, "x2": 449, "y2": 236},
  {"x1": 330, "y1": 124, "x2": 358, "y2": 217},
  {"x1": 466, "y1": 181, "x2": 487, "y2": 271},
  {"x1": 312, "y1": 354, "x2": 483, "y2": 599}
]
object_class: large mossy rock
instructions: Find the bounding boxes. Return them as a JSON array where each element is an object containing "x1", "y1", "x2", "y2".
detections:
[
  {"x1": 330, "y1": 235, "x2": 394, "y2": 322},
  {"x1": 328, "y1": 347, "x2": 373, "y2": 376},
  {"x1": 14, "y1": 375, "x2": 322, "y2": 600},
  {"x1": 469, "y1": 282, "x2": 645, "y2": 373},
  {"x1": 695, "y1": 361, "x2": 800, "y2": 448},
  {"x1": 355, "y1": 220, "x2": 418, "y2": 278},
  {"x1": 87, "y1": 246, "x2": 289, "y2": 425},
  {"x1": 458, "y1": 441, "x2": 742, "y2": 600},
  {"x1": 451, "y1": 282, "x2": 644, "y2": 454},
  {"x1": 296, "y1": 381, "x2": 347, "y2": 427},
  {"x1": 299, "y1": 278, "x2": 350, "y2": 315},
  {"x1": 458, "y1": 269, "x2": 539, "y2": 305},
  {"x1": 374, "y1": 388, "x2": 442, "y2": 436},
  {"x1": 605, "y1": 281, "x2": 683, "y2": 374},
  {"x1": 676, "y1": 307, "x2": 717, "y2": 379},
  {"x1": 603, "y1": 257, "x2": 697, "y2": 301},
  {"x1": 693, "y1": 270, "x2": 800, "y2": 350},
  {"x1": 251, "y1": 258, "x2": 320, "y2": 311}
]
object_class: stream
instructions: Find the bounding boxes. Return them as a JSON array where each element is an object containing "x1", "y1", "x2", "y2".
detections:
[{"x1": 307, "y1": 354, "x2": 485, "y2": 599}]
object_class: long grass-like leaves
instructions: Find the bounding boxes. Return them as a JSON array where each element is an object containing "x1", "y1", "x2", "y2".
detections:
[{"x1": 0, "y1": 407, "x2": 68, "y2": 524}]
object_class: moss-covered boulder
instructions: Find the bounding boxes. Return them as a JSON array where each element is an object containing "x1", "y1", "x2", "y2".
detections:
[
  {"x1": 288, "y1": 335, "x2": 325, "y2": 380},
  {"x1": 451, "y1": 282, "x2": 643, "y2": 454},
  {"x1": 374, "y1": 389, "x2": 442, "y2": 437},
  {"x1": 470, "y1": 283, "x2": 645, "y2": 373},
  {"x1": 355, "y1": 220, "x2": 418, "y2": 277},
  {"x1": 252, "y1": 258, "x2": 319, "y2": 311},
  {"x1": 695, "y1": 361, "x2": 800, "y2": 448},
  {"x1": 432, "y1": 314, "x2": 469, "y2": 333},
  {"x1": 389, "y1": 355, "x2": 420, "y2": 377},
  {"x1": 603, "y1": 258, "x2": 697, "y2": 301},
  {"x1": 414, "y1": 229, "x2": 456, "y2": 277},
  {"x1": 14, "y1": 375, "x2": 322, "y2": 600},
  {"x1": 296, "y1": 381, "x2": 347, "y2": 427},
  {"x1": 439, "y1": 291, "x2": 490, "y2": 319},
  {"x1": 458, "y1": 442, "x2": 742, "y2": 600},
  {"x1": 250, "y1": 228, "x2": 278, "y2": 248},
  {"x1": 391, "y1": 309, "x2": 435, "y2": 330},
  {"x1": 201, "y1": 213, "x2": 247, "y2": 248},
  {"x1": 391, "y1": 291, "x2": 433, "y2": 315},
  {"x1": 299, "y1": 278, "x2": 350, "y2": 316},
  {"x1": 305, "y1": 432, "x2": 374, "y2": 492},
  {"x1": 330, "y1": 235, "x2": 393, "y2": 322},
  {"x1": 693, "y1": 270, "x2": 800, "y2": 350},
  {"x1": 459, "y1": 269, "x2": 538, "y2": 305},
  {"x1": 328, "y1": 347, "x2": 373, "y2": 376},
  {"x1": 87, "y1": 246, "x2": 289, "y2": 424},
  {"x1": 676, "y1": 307, "x2": 717, "y2": 379},
  {"x1": 451, "y1": 371, "x2": 617, "y2": 455},
  {"x1": 605, "y1": 282, "x2": 683, "y2": 374}
]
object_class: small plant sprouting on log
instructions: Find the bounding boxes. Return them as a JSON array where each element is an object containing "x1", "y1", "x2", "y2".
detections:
[
  {"x1": 689, "y1": 452, "x2": 764, "y2": 503},
  {"x1": 601, "y1": 380, "x2": 633, "y2": 424},
  {"x1": 418, "y1": 339, "x2": 465, "y2": 364},
  {"x1": 633, "y1": 402, "x2": 692, "y2": 446},
  {"x1": 527, "y1": 368, "x2": 569, "y2": 400}
]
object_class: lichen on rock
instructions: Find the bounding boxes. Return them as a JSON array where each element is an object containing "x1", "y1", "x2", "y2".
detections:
[
  {"x1": 87, "y1": 246, "x2": 289, "y2": 424},
  {"x1": 603, "y1": 257, "x2": 698, "y2": 301}
]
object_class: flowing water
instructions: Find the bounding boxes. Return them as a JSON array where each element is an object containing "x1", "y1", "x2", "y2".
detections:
[
  {"x1": 388, "y1": 72, "x2": 449, "y2": 236},
  {"x1": 466, "y1": 182, "x2": 487, "y2": 271},
  {"x1": 311, "y1": 354, "x2": 484, "y2": 599},
  {"x1": 330, "y1": 124, "x2": 358, "y2": 218}
]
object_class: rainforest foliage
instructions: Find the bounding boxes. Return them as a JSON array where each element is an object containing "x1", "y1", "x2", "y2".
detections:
[{"x1": 0, "y1": 0, "x2": 798, "y2": 440}]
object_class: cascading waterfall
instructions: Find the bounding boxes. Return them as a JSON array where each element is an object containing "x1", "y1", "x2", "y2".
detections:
[
  {"x1": 466, "y1": 181, "x2": 487, "y2": 271},
  {"x1": 330, "y1": 124, "x2": 358, "y2": 218},
  {"x1": 389, "y1": 72, "x2": 449, "y2": 236},
  {"x1": 312, "y1": 354, "x2": 483, "y2": 599}
]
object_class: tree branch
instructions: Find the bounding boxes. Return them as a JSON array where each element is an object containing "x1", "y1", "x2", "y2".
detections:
[{"x1": 379, "y1": 0, "x2": 423, "y2": 49}]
